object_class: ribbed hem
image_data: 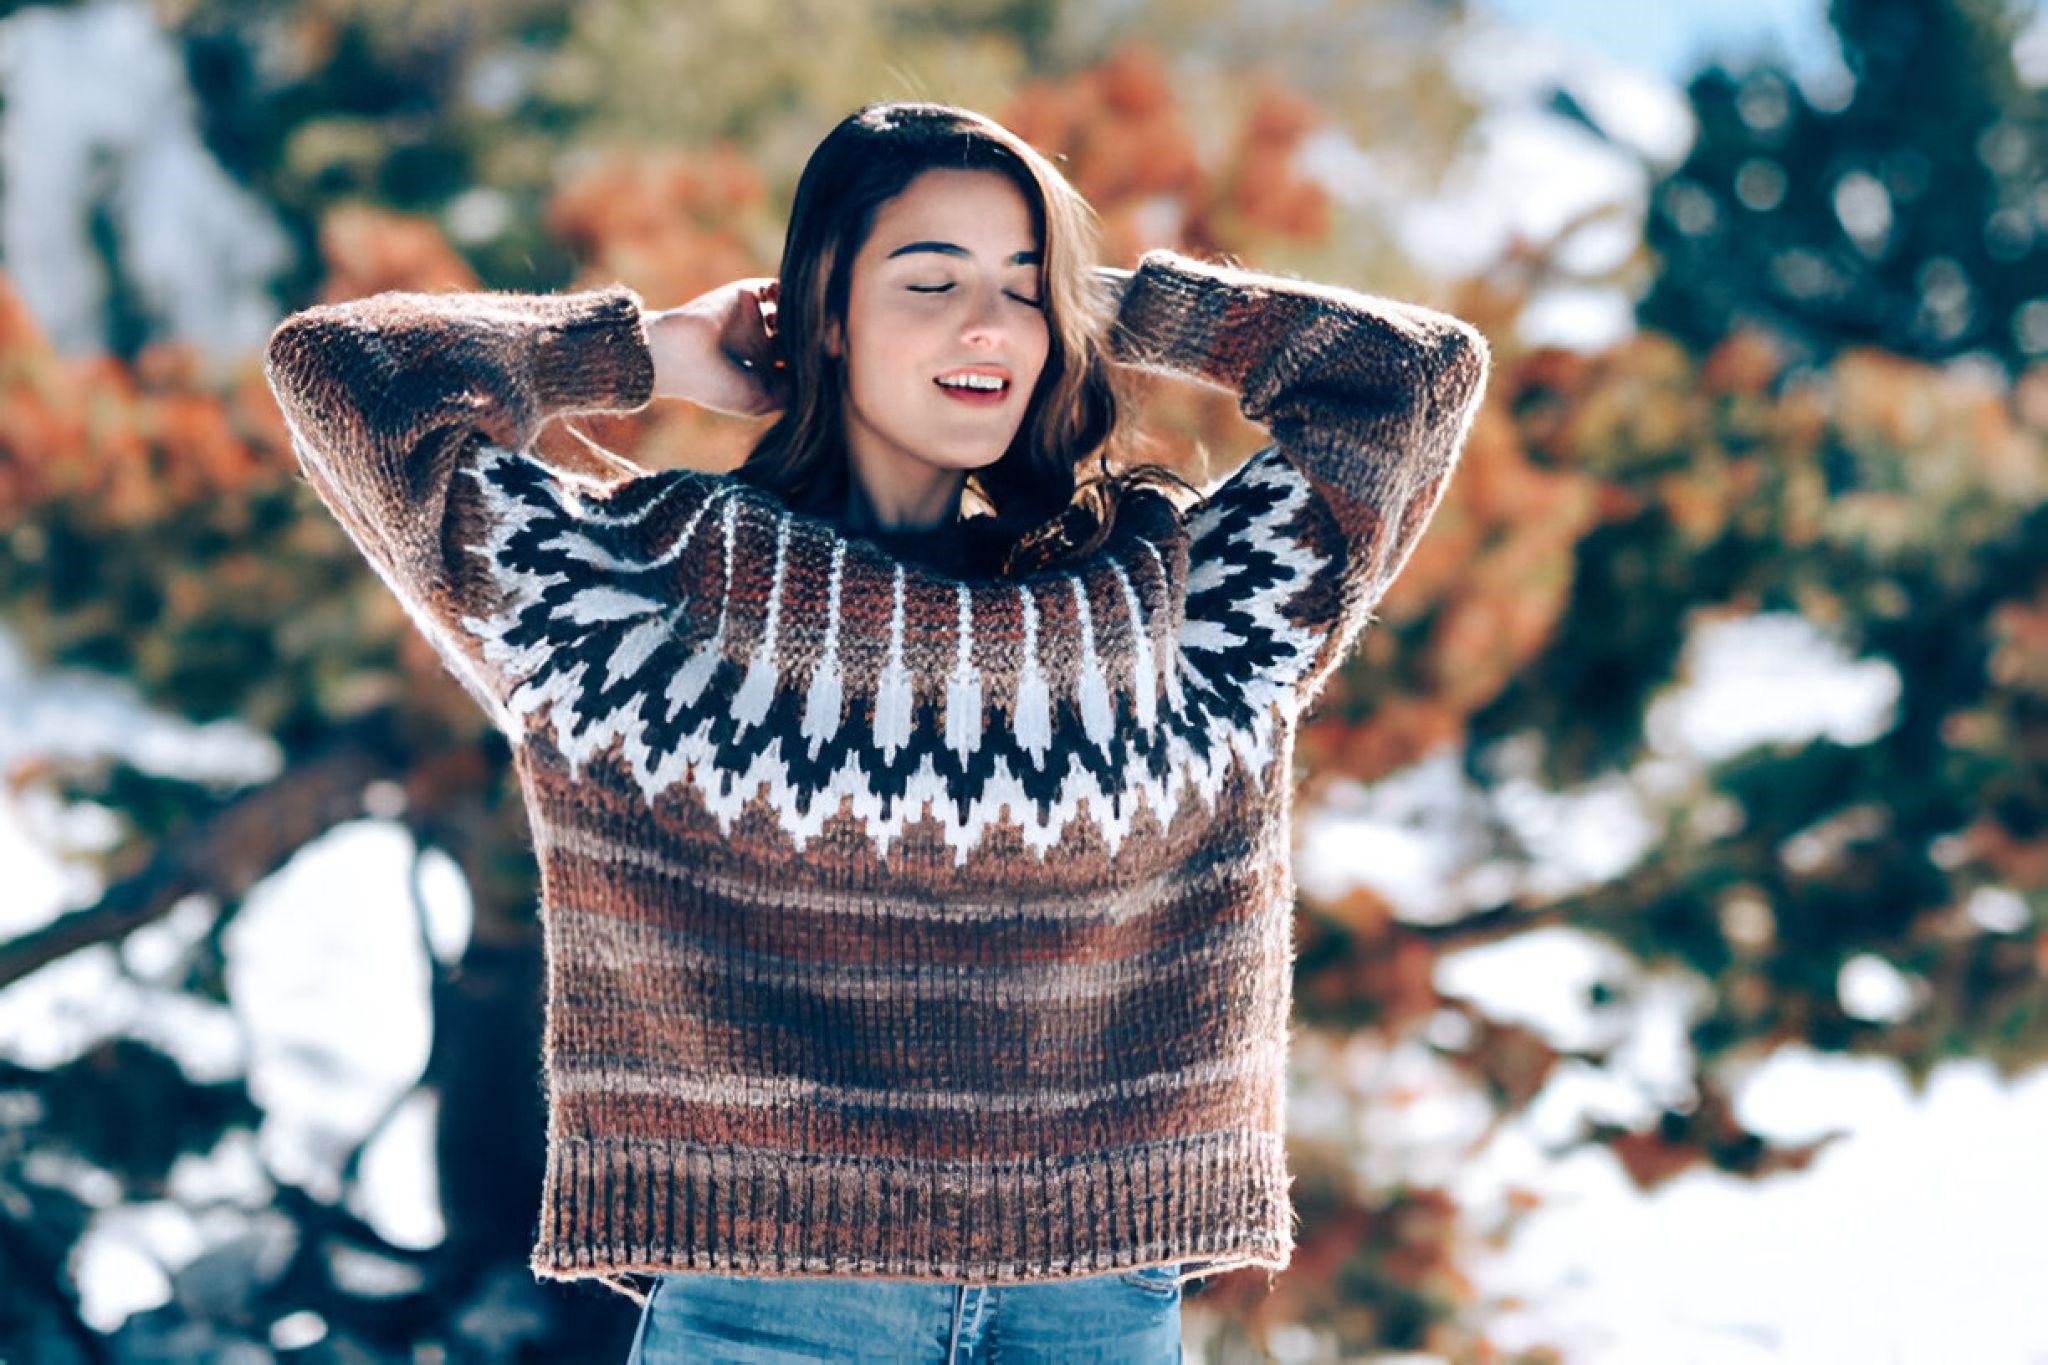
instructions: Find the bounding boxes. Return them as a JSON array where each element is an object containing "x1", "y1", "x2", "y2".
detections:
[{"x1": 528, "y1": 1129, "x2": 1293, "y2": 1290}]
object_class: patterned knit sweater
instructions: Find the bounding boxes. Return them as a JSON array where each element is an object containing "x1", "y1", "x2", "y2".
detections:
[{"x1": 262, "y1": 247, "x2": 1490, "y2": 1301}]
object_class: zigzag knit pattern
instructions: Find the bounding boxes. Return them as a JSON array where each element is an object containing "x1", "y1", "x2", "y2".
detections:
[
  {"x1": 263, "y1": 247, "x2": 1490, "y2": 1300},
  {"x1": 455, "y1": 440, "x2": 1321, "y2": 863}
]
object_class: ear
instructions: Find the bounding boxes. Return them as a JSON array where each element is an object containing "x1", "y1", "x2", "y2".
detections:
[{"x1": 824, "y1": 314, "x2": 843, "y2": 359}]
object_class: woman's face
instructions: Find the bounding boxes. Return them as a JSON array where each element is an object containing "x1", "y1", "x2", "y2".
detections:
[{"x1": 826, "y1": 167, "x2": 1050, "y2": 515}]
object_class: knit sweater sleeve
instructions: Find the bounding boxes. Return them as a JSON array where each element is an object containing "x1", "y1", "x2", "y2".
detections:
[
  {"x1": 1102, "y1": 248, "x2": 1489, "y2": 714},
  {"x1": 262, "y1": 284, "x2": 662, "y2": 733}
]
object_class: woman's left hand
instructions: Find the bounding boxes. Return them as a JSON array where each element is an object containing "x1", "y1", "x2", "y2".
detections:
[{"x1": 643, "y1": 277, "x2": 789, "y2": 417}]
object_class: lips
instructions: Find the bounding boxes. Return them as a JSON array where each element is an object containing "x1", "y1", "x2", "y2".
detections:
[{"x1": 933, "y1": 366, "x2": 1013, "y2": 404}]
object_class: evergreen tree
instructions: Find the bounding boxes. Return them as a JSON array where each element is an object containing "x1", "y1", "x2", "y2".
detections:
[{"x1": 1636, "y1": 0, "x2": 2045, "y2": 379}]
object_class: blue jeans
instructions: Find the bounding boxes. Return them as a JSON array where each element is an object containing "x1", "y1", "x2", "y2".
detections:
[{"x1": 625, "y1": 1264, "x2": 1184, "y2": 1363}]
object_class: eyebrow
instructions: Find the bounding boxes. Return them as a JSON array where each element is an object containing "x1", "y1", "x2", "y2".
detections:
[{"x1": 885, "y1": 240, "x2": 1041, "y2": 266}]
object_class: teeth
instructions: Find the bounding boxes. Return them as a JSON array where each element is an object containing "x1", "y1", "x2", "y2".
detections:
[{"x1": 937, "y1": 374, "x2": 1006, "y2": 391}]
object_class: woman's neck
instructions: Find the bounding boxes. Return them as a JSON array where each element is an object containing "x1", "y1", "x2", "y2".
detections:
[{"x1": 841, "y1": 468, "x2": 968, "y2": 534}]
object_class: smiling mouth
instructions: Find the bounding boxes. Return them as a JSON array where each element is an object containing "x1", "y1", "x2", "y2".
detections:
[{"x1": 933, "y1": 376, "x2": 1012, "y2": 400}]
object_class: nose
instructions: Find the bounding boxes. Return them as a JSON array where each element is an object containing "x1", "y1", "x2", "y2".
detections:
[{"x1": 959, "y1": 280, "x2": 1012, "y2": 347}]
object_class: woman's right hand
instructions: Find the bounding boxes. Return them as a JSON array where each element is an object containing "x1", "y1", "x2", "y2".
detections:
[{"x1": 642, "y1": 277, "x2": 789, "y2": 417}]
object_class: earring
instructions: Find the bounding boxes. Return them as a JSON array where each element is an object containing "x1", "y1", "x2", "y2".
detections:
[{"x1": 756, "y1": 282, "x2": 787, "y2": 373}]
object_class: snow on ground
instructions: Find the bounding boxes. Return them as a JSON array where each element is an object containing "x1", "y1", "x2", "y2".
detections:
[
  {"x1": 0, "y1": 626, "x2": 465, "y2": 1331},
  {"x1": 0, "y1": 0, "x2": 292, "y2": 369},
  {"x1": 1294, "y1": 604, "x2": 2044, "y2": 1362},
  {"x1": 1469, "y1": 1049, "x2": 2048, "y2": 1363}
]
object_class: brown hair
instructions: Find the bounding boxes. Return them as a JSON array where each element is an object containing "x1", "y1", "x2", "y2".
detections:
[{"x1": 732, "y1": 100, "x2": 1201, "y2": 578}]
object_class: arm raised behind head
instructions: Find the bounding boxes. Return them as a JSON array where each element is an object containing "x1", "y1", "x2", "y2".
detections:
[
  {"x1": 1095, "y1": 248, "x2": 1490, "y2": 714},
  {"x1": 262, "y1": 284, "x2": 661, "y2": 731}
]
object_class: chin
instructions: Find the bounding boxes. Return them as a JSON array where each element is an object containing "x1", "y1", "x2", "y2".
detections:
[{"x1": 923, "y1": 448, "x2": 1012, "y2": 474}]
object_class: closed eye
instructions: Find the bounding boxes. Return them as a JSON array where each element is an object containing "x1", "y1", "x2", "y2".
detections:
[{"x1": 908, "y1": 284, "x2": 1043, "y2": 308}]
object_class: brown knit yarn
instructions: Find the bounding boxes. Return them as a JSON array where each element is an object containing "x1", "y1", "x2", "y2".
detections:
[{"x1": 262, "y1": 248, "x2": 1490, "y2": 1299}]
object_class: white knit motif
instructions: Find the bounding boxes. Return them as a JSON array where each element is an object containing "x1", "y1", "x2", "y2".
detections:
[{"x1": 457, "y1": 442, "x2": 1338, "y2": 863}]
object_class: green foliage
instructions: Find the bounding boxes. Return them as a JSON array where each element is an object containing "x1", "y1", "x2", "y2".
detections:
[{"x1": 1636, "y1": 0, "x2": 2046, "y2": 377}]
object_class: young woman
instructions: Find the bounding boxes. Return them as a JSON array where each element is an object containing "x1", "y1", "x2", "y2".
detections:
[{"x1": 264, "y1": 101, "x2": 1490, "y2": 1364}]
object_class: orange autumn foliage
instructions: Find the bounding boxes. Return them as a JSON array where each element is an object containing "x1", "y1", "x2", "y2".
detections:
[
  {"x1": 543, "y1": 140, "x2": 768, "y2": 308},
  {"x1": 1001, "y1": 42, "x2": 1329, "y2": 262},
  {"x1": 1293, "y1": 912, "x2": 1442, "y2": 1032},
  {"x1": 0, "y1": 272, "x2": 287, "y2": 529},
  {"x1": 1298, "y1": 692, "x2": 1467, "y2": 789},
  {"x1": 319, "y1": 202, "x2": 480, "y2": 299},
  {"x1": 537, "y1": 145, "x2": 780, "y2": 476},
  {"x1": 1277, "y1": 355, "x2": 1598, "y2": 784},
  {"x1": 1227, "y1": 84, "x2": 1334, "y2": 241},
  {"x1": 1455, "y1": 1016, "x2": 1564, "y2": 1112},
  {"x1": 1004, "y1": 45, "x2": 1207, "y2": 260},
  {"x1": 1700, "y1": 325, "x2": 1786, "y2": 397}
]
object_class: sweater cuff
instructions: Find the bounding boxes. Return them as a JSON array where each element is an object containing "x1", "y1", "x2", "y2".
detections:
[
  {"x1": 1105, "y1": 248, "x2": 1266, "y2": 394},
  {"x1": 530, "y1": 284, "x2": 657, "y2": 416}
]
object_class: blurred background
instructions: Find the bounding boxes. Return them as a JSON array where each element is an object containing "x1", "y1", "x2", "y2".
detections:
[{"x1": 0, "y1": 0, "x2": 2042, "y2": 1360}]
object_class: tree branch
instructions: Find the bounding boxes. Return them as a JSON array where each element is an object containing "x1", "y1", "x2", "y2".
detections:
[{"x1": 0, "y1": 713, "x2": 410, "y2": 991}]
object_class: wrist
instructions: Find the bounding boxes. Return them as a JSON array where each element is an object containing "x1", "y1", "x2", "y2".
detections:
[{"x1": 644, "y1": 305, "x2": 714, "y2": 403}]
